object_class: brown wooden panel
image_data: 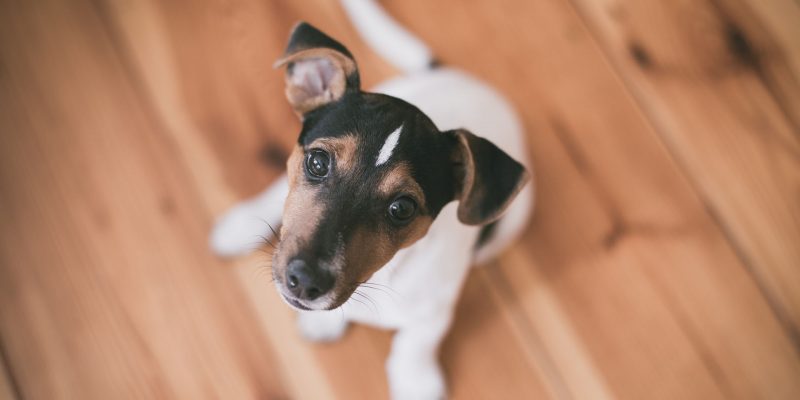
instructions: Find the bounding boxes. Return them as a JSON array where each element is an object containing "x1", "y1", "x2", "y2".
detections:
[
  {"x1": 717, "y1": 0, "x2": 800, "y2": 127},
  {"x1": 569, "y1": 0, "x2": 800, "y2": 337},
  {"x1": 2, "y1": 0, "x2": 799, "y2": 399},
  {"x1": 0, "y1": 356, "x2": 16, "y2": 400},
  {"x1": 0, "y1": 0, "x2": 288, "y2": 398}
]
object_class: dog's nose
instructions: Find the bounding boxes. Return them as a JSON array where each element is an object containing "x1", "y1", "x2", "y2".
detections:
[{"x1": 285, "y1": 259, "x2": 334, "y2": 301}]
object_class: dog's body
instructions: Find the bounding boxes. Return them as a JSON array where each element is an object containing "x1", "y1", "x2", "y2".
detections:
[{"x1": 211, "y1": 1, "x2": 533, "y2": 398}]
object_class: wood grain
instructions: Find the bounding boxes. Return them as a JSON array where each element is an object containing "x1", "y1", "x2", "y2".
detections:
[
  {"x1": 569, "y1": 0, "x2": 800, "y2": 338},
  {"x1": 0, "y1": 0, "x2": 287, "y2": 398},
  {"x1": 1, "y1": 0, "x2": 798, "y2": 399},
  {"x1": 0, "y1": 355, "x2": 16, "y2": 400}
]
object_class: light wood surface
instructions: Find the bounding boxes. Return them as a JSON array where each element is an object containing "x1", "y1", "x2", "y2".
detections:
[{"x1": 1, "y1": 0, "x2": 798, "y2": 399}]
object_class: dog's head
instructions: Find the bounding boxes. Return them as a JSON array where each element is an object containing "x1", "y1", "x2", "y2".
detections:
[{"x1": 272, "y1": 23, "x2": 528, "y2": 310}]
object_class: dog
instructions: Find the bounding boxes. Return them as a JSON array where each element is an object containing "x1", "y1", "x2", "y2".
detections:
[{"x1": 210, "y1": 0, "x2": 534, "y2": 398}]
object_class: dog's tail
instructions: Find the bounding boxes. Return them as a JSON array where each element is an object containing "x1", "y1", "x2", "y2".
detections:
[{"x1": 340, "y1": 0, "x2": 435, "y2": 74}]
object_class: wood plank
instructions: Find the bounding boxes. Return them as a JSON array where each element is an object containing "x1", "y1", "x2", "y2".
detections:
[
  {"x1": 717, "y1": 0, "x2": 800, "y2": 128},
  {"x1": 441, "y1": 271, "x2": 558, "y2": 400},
  {"x1": 0, "y1": 355, "x2": 17, "y2": 400},
  {"x1": 569, "y1": 0, "x2": 800, "y2": 338},
  {"x1": 0, "y1": 0, "x2": 288, "y2": 398},
  {"x1": 3, "y1": 0, "x2": 799, "y2": 399},
  {"x1": 383, "y1": 0, "x2": 800, "y2": 398}
]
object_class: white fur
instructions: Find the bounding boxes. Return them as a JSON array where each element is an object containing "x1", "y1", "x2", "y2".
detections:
[
  {"x1": 376, "y1": 124, "x2": 403, "y2": 166},
  {"x1": 297, "y1": 310, "x2": 348, "y2": 342},
  {"x1": 210, "y1": 3, "x2": 534, "y2": 399},
  {"x1": 209, "y1": 174, "x2": 288, "y2": 257}
]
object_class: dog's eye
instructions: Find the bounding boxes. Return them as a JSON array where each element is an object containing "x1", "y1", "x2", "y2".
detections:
[
  {"x1": 388, "y1": 196, "x2": 417, "y2": 223},
  {"x1": 305, "y1": 150, "x2": 330, "y2": 179}
]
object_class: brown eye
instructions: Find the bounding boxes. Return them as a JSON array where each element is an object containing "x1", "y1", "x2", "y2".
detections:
[
  {"x1": 305, "y1": 150, "x2": 330, "y2": 179},
  {"x1": 388, "y1": 196, "x2": 417, "y2": 223}
]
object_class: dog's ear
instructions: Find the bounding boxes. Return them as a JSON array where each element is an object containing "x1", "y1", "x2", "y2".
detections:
[
  {"x1": 274, "y1": 22, "x2": 360, "y2": 116},
  {"x1": 448, "y1": 129, "x2": 530, "y2": 225}
]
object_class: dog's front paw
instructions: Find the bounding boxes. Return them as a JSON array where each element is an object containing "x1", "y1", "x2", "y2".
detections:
[
  {"x1": 297, "y1": 311, "x2": 349, "y2": 342},
  {"x1": 387, "y1": 354, "x2": 446, "y2": 400},
  {"x1": 209, "y1": 204, "x2": 271, "y2": 258}
]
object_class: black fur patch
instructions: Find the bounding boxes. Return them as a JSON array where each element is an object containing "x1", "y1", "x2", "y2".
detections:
[
  {"x1": 450, "y1": 129, "x2": 527, "y2": 225},
  {"x1": 476, "y1": 219, "x2": 499, "y2": 248},
  {"x1": 283, "y1": 22, "x2": 360, "y2": 91},
  {"x1": 285, "y1": 22, "x2": 354, "y2": 60}
]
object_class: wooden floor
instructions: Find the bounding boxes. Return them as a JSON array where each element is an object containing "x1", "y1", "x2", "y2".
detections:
[{"x1": 1, "y1": 0, "x2": 799, "y2": 399}]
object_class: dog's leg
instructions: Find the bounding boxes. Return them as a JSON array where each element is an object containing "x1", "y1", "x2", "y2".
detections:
[
  {"x1": 387, "y1": 312, "x2": 453, "y2": 400},
  {"x1": 297, "y1": 310, "x2": 349, "y2": 342},
  {"x1": 209, "y1": 174, "x2": 289, "y2": 257}
]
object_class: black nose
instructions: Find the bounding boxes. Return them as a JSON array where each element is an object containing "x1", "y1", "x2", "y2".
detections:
[{"x1": 285, "y1": 259, "x2": 334, "y2": 301}]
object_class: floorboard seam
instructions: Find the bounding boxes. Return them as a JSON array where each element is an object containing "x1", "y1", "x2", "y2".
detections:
[
  {"x1": 482, "y1": 265, "x2": 575, "y2": 400},
  {"x1": 0, "y1": 335, "x2": 24, "y2": 400},
  {"x1": 563, "y1": 0, "x2": 800, "y2": 356},
  {"x1": 82, "y1": 1, "x2": 298, "y2": 397}
]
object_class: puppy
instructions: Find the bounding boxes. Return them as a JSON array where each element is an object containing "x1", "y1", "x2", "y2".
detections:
[{"x1": 211, "y1": 1, "x2": 534, "y2": 398}]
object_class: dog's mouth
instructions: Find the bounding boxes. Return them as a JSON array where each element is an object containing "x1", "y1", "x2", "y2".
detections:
[
  {"x1": 274, "y1": 279, "x2": 319, "y2": 310},
  {"x1": 275, "y1": 278, "x2": 356, "y2": 311},
  {"x1": 274, "y1": 277, "x2": 350, "y2": 311},
  {"x1": 280, "y1": 293, "x2": 312, "y2": 311},
  {"x1": 279, "y1": 291, "x2": 351, "y2": 311}
]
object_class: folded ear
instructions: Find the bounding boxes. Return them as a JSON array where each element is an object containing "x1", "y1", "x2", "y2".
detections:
[
  {"x1": 449, "y1": 129, "x2": 530, "y2": 225},
  {"x1": 274, "y1": 22, "x2": 361, "y2": 116}
]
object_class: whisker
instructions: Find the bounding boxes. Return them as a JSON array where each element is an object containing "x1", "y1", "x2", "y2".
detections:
[
  {"x1": 253, "y1": 265, "x2": 275, "y2": 281},
  {"x1": 361, "y1": 291, "x2": 380, "y2": 313},
  {"x1": 357, "y1": 281, "x2": 402, "y2": 304},
  {"x1": 350, "y1": 291, "x2": 373, "y2": 312},
  {"x1": 266, "y1": 222, "x2": 281, "y2": 240},
  {"x1": 256, "y1": 246, "x2": 275, "y2": 256},
  {"x1": 359, "y1": 286, "x2": 397, "y2": 304},
  {"x1": 256, "y1": 234, "x2": 277, "y2": 249},
  {"x1": 353, "y1": 290, "x2": 379, "y2": 314},
  {"x1": 359, "y1": 282, "x2": 400, "y2": 295},
  {"x1": 337, "y1": 306, "x2": 345, "y2": 324},
  {"x1": 255, "y1": 217, "x2": 281, "y2": 241},
  {"x1": 348, "y1": 296, "x2": 369, "y2": 310}
]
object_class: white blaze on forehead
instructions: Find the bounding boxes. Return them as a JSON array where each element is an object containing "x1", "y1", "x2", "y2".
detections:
[{"x1": 375, "y1": 124, "x2": 403, "y2": 166}]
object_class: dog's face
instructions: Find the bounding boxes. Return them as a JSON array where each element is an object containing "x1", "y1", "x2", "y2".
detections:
[{"x1": 272, "y1": 23, "x2": 528, "y2": 310}]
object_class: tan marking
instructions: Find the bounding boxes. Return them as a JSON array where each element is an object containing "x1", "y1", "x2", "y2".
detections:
[
  {"x1": 398, "y1": 215, "x2": 434, "y2": 249},
  {"x1": 453, "y1": 129, "x2": 529, "y2": 225},
  {"x1": 275, "y1": 145, "x2": 325, "y2": 277},
  {"x1": 452, "y1": 130, "x2": 475, "y2": 215},
  {"x1": 284, "y1": 145, "x2": 304, "y2": 191},
  {"x1": 311, "y1": 135, "x2": 359, "y2": 175},
  {"x1": 274, "y1": 138, "x2": 358, "y2": 287},
  {"x1": 378, "y1": 162, "x2": 426, "y2": 210},
  {"x1": 336, "y1": 213, "x2": 433, "y2": 304},
  {"x1": 341, "y1": 227, "x2": 393, "y2": 289}
]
